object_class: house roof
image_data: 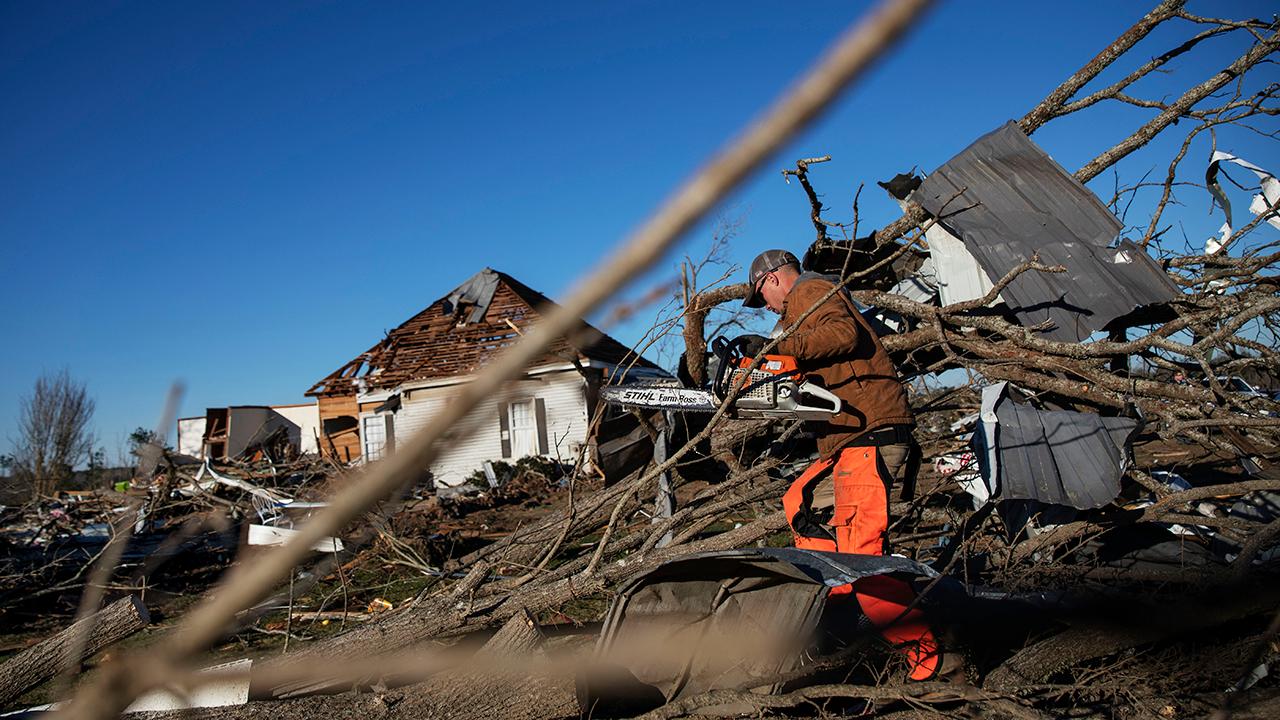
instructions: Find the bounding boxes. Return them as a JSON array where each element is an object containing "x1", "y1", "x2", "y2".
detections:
[{"x1": 306, "y1": 268, "x2": 662, "y2": 397}]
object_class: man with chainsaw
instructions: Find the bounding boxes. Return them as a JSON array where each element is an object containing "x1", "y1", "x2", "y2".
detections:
[{"x1": 740, "y1": 248, "x2": 948, "y2": 682}]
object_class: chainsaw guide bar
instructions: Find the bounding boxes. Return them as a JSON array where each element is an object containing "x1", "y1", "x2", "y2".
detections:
[
  {"x1": 601, "y1": 386, "x2": 718, "y2": 413},
  {"x1": 602, "y1": 336, "x2": 844, "y2": 420}
]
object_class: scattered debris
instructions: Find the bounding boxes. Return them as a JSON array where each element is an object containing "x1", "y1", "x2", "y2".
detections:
[
  {"x1": 7, "y1": 7, "x2": 1280, "y2": 719},
  {"x1": 1205, "y1": 151, "x2": 1280, "y2": 253},
  {"x1": 586, "y1": 549, "x2": 937, "y2": 716},
  {"x1": 246, "y1": 525, "x2": 344, "y2": 554}
]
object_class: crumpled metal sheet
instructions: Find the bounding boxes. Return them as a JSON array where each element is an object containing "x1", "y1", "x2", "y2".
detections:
[
  {"x1": 970, "y1": 382, "x2": 1141, "y2": 509},
  {"x1": 914, "y1": 121, "x2": 1177, "y2": 342},
  {"x1": 1205, "y1": 150, "x2": 1280, "y2": 254},
  {"x1": 754, "y1": 547, "x2": 937, "y2": 586}
]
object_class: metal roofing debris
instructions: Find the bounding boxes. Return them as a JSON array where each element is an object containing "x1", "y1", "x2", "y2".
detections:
[
  {"x1": 444, "y1": 266, "x2": 501, "y2": 324},
  {"x1": 1205, "y1": 151, "x2": 1280, "y2": 254},
  {"x1": 969, "y1": 382, "x2": 1141, "y2": 510},
  {"x1": 125, "y1": 659, "x2": 252, "y2": 712},
  {"x1": 887, "y1": 255, "x2": 938, "y2": 304},
  {"x1": 187, "y1": 459, "x2": 289, "y2": 506},
  {"x1": 913, "y1": 121, "x2": 1178, "y2": 342},
  {"x1": 1217, "y1": 490, "x2": 1280, "y2": 565},
  {"x1": 247, "y1": 524, "x2": 344, "y2": 553}
]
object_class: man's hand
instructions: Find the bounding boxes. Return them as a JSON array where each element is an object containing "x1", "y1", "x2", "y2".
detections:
[{"x1": 736, "y1": 334, "x2": 769, "y2": 358}]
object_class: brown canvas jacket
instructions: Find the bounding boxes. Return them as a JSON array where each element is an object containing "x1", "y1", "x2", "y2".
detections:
[{"x1": 773, "y1": 274, "x2": 914, "y2": 457}]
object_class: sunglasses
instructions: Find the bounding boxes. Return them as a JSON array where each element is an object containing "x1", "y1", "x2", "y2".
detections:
[{"x1": 754, "y1": 267, "x2": 782, "y2": 295}]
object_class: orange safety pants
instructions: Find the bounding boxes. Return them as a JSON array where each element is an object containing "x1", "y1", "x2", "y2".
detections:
[{"x1": 782, "y1": 445, "x2": 940, "y2": 680}]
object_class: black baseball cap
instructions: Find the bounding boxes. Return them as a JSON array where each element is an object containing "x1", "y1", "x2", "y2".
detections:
[{"x1": 743, "y1": 249, "x2": 799, "y2": 308}]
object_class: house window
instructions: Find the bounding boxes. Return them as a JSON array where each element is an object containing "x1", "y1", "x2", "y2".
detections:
[
  {"x1": 362, "y1": 414, "x2": 394, "y2": 461},
  {"x1": 508, "y1": 400, "x2": 538, "y2": 458},
  {"x1": 499, "y1": 398, "x2": 548, "y2": 459}
]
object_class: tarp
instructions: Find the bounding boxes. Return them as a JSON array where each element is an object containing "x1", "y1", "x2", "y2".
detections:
[
  {"x1": 969, "y1": 382, "x2": 1140, "y2": 509},
  {"x1": 914, "y1": 122, "x2": 1178, "y2": 342},
  {"x1": 583, "y1": 548, "x2": 934, "y2": 716}
]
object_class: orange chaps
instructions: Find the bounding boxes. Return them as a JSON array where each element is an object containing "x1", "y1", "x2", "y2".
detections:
[{"x1": 782, "y1": 446, "x2": 940, "y2": 680}]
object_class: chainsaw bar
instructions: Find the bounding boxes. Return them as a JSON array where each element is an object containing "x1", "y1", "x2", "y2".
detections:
[{"x1": 601, "y1": 385, "x2": 718, "y2": 413}]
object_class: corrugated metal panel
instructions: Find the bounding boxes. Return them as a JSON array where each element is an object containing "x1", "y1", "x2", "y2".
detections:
[
  {"x1": 914, "y1": 121, "x2": 1178, "y2": 342},
  {"x1": 971, "y1": 382, "x2": 1139, "y2": 509},
  {"x1": 923, "y1": 222, "x2": 1000, "y2": 306},
  {"x1": 394, "y1": 370, "x2": 589, "y2": 486},
  {"x1": 889, "y1": 195, "x2": 999, "y2": 307}
]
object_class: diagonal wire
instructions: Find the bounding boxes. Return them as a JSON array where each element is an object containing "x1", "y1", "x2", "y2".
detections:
[
  {"x1": 57, "y1": 1, "x2": 936, "y2": 717},
  {"x1": 55, "y1": 383, "x2": 183, "y2": 695}
]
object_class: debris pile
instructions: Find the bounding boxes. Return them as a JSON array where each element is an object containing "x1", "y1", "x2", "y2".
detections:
[
  {"x1": 0, "y1": 454, "x2": 347, "y2": 620},
  {"x1": 6, "y1": 3, "x2": 1279, "y2": 719}
]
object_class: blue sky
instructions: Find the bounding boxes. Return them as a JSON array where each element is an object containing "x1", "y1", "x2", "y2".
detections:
[{"x1": 1, "y1": 1, "x2": 1275, "y2": 458}]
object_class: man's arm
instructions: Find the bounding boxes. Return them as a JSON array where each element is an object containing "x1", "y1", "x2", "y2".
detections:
[{"x1": 774, "y1": 281, "x2": 868, "y2": 360}]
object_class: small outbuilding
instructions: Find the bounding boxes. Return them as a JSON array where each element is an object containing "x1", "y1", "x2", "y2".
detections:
[{"x1": 177, "y1": 403, "x2": 320, "y2": 461}]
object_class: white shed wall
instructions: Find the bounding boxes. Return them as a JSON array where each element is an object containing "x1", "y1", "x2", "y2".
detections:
[
  {"x1": 272, "y1": 404, "x2": 321, "y2": 455},
  {"x1": 394, "y1": 370, "x2": 589, "y2": 486},
  {"x1": 177, "y1": 418, "x2": 206, "y2": 458}
]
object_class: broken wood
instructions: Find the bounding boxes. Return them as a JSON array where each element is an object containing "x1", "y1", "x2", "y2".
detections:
[
  {"x1": 0, "y1": 595, "x2": 149, "y2": 708},
  {"x1": 290, "y1": 611, "x2": 370, "y2": 622}
]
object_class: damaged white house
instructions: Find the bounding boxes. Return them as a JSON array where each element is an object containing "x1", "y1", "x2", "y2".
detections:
[{"x1": 305, "y1": 268, "x2": 665, "y2": 485}]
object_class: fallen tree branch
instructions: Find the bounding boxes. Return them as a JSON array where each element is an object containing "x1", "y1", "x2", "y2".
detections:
[{"x1": 0, "y1": 596, "x2": 148, "y2": 709}]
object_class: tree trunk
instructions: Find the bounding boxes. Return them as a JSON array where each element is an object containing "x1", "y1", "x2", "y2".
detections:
[
  {"x1": 0, "y1": 596, "x2": 149, "y2": 708},
  {"x1": 395, "y1": 609, "x2": 579, "y2": 719},
  {"x1": 189, "y1": 611, "x2": 580, "y2": 720}
]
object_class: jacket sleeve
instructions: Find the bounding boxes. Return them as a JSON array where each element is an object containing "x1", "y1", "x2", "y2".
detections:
[{"x1": 774, "y1": 281, "x2": 868, "y2": 360}]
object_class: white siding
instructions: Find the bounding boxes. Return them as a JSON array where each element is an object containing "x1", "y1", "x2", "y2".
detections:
[
  {"x1": 177, "y1": 417, "x2": 206, "y2": 457},
  {"x1": 535, "y1": 370, "x2": 593, "y2": 462},
  {"x1": 393, "y1": 370, "x2": 589, "y2": 486},
  {"x1": 272, "y1": 404, "x2": 320, "y2": 455}
]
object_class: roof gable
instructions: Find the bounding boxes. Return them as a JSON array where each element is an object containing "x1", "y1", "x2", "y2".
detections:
[{"x1": 306, "y1": 268, "x2": 660, "y2": 397}]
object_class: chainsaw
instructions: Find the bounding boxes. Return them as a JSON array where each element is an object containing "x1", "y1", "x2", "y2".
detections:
[{"x1": 602, "y1": 336, "x2": 842, "y2": 420}]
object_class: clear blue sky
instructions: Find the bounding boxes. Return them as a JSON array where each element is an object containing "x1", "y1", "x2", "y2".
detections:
[{"x1": 1, "y1": 1, "x2": 1275, "y2": 458}]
